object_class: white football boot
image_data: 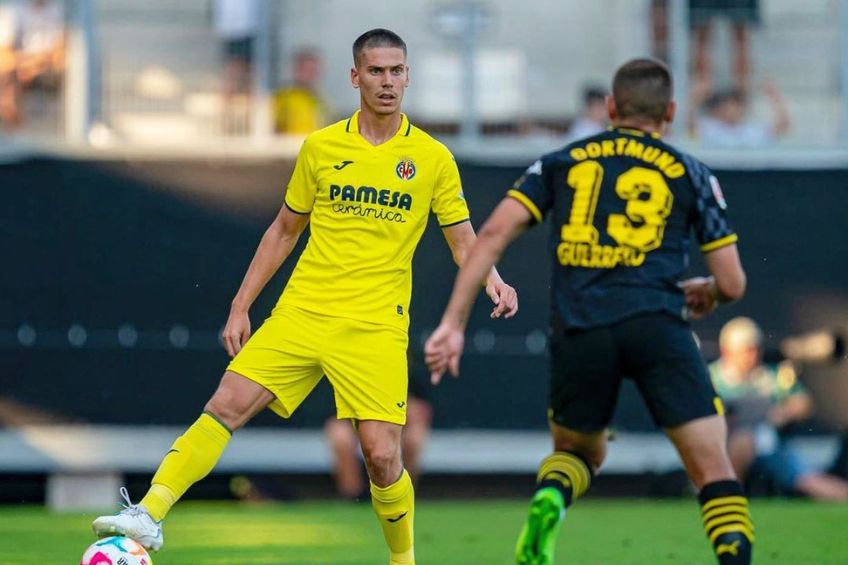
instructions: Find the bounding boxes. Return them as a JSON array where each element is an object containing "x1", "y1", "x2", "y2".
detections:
[{"x1": 91, "y1": 487, "x2": 164, "y2": 551}]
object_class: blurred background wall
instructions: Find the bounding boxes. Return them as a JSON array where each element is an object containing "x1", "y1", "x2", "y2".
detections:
[{"x1": 2, "y1": 158, "x2": 847, "y2": 429}]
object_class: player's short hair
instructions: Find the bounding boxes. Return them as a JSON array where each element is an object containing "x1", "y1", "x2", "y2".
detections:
[
  {"x1": 720, "y1": 317, "x2": 763, "y2": 351},
  {"x1": 612, "y1": 58, "x2": 672, "y2": 122},
  {"x1": 352, "y1": 28, "x2": 407, "y2": 66}
]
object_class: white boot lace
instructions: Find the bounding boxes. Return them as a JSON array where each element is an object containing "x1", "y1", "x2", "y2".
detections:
[{"x1": 118, "y1": 486, "x2": 147, "y2": 517}]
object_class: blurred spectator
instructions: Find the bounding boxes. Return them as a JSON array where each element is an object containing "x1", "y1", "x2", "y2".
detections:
[
  {"x1": 213, "y1": 0, "x2": 258, "y2": 96},
  {"x1": 0, "y1": 0, "x2": 65, "y2": 129},
  {"x1": 780, "y1": 328, "x2": 848, "y2": 481},
  {"x1": 325, "y1": 358, "x2": 433, "y2": 500},
  {"x1": 690, "y1": 0, "x2": 759, "y2": 93},
  {"x1": 650, "y1": 0, "x2": 669, "y2": 61},
  {"x1": 564, "y1": 86, "x2": 608, "y2": 142},
  {"x1": 710, "y1": 317, "x2": 848, "y2": 501},
  {"x1": 273, "y1": 49, "x2": 331, "y2": 135},
  {"x1": 213, "y1": 0, "x2": 258, "y2": 134},
  {"x1": 691, "y1": 81, "x2": 789, "y2": 146}
]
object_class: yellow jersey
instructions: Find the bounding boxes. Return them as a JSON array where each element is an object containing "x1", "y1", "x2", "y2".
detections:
[{"x1": 278, "y1": 111, "x2": 470, "y2": 329}]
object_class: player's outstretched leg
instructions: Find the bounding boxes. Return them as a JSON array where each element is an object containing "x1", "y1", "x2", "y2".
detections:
[
  {"x1": 515, "y1": 450, "x2": 593, "y2": 565},
  {"x1": 360, "y1": 420, "x2": 415, "y2": 565},
  {"x1": 92, "y1": 372, "x2": 271, "y2": 551},
  {"x1": 91, "y1": 411, "x2": 231, "y2": 550},
  {"x1": 699, "y1": 480, "x2": 754, "y2": 564}
]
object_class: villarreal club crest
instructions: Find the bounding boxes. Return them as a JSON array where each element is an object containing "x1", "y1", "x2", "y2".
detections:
[{"x1": 396, "y1": 159, "x2": 416, "y2": 181}]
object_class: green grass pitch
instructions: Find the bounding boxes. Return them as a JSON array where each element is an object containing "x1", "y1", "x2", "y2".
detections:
[{"x1": 1, "y1": 499, "x2": 846, "y2": 564}]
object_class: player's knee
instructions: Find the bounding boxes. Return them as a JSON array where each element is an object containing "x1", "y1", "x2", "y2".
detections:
[
  {"x1": 362, "y1": 443, "x2": 396, "y2": 470},
  {"x1": 361, "y1": 442, "x2": 400, "y2": 482},
  {"x1": 566, "y1": 446, "x2": 604, "y2": 473},
  {"x1": 204, "y1": 372, "x2": 272, "y2": 431},
  {"x1": 203, "y1": 397, "x2": 243, "y2": 431},
  {"x1": 551, "y1": 429, "x2": 607, "y2": 472},
  {"x1": 204, "y1": 387, "x2": 254, "y2": 432}
]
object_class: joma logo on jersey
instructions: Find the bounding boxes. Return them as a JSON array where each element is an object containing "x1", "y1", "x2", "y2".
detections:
[
  {"x1": 329, "y1": 184, "x2": 413, "y2": 211},
  {"x1": 396, "y1": 160, "x2": 416, "y2": 180}
]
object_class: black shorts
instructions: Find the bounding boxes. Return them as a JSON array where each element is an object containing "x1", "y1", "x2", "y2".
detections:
[{"x1": 548, "y1": 312, "x2": 720, "y2": 432}]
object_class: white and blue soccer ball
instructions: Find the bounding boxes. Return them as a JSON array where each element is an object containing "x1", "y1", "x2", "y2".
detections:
[{"x1": 80, "y1": 536, "x2": 152, "y2": 565}]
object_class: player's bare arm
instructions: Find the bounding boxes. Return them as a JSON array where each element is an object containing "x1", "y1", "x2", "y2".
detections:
[
  {"x1": 426, "y1": 198, "x2": 531, "y2": 383},
  {"x1": 441, "y1": 220, "x2": 518, "y2": 320},
  {"x1": 680, "y1": 244, "x2": 746, "y2": 319},
  {"x1": 223, "y1": 204, "x2": 310, "y2": 357}
]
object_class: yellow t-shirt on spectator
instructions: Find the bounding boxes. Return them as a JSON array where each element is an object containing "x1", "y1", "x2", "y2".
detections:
[{"x1": 273, "y1": 85, "x2": 329, "y2": 134}]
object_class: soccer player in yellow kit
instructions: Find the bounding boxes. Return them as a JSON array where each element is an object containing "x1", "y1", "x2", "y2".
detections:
[{"x1": 92, "y1": 28, "x2": 518, "y2": 565}]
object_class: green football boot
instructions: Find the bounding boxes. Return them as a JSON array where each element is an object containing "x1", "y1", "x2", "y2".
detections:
[{"x1": 515, "y1": 487, "x2": 565, "y2": 565}]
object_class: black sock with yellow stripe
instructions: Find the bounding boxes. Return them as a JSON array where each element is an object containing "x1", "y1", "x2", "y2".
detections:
[
  {"x1": 535, "y1": 451, "x2": 593, "y2": 507},
  {"x1": 699, "y1": 480, "x2": 754, "y2": 564}
]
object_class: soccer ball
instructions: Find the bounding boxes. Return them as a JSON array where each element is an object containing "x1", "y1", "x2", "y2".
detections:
[{"x1": 80, "y1": 536, "x2": 152, "y2": 565}]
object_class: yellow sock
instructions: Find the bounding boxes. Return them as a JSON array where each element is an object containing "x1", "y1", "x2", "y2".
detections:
[
  {"x1": 699, "y1": 480, "x2": 754, "y2": 563},
  {"x1": 370, "y1": 469, "x2": 415, "y2": 565},
  {"x1": 536, "y1": 451, "x2": 593, "y2": 506},
  {"x1": 141, "y1": 412, "x2": 231, "y2": 521}
]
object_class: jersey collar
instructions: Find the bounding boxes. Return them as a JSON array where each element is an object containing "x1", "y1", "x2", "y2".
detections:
[
  {"x1": 345, "y1": 110, "x2": 412, "y2": 140},
  {"x1": 608, "y1": 125, "x2": 662, "y2": 139}
]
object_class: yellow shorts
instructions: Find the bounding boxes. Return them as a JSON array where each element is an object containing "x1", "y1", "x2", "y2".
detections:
[{"x1": 227, "y1": 305, "x2": 409, "y2": 425}]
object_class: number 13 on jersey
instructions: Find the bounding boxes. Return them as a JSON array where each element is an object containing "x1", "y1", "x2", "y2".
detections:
[{"x1": 558, "y1": 160, "x2": 673, "y2": 269}]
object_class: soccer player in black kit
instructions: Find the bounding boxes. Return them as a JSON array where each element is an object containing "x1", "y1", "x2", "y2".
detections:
[{"x1": 426, "y1": 58, "x2": 752, "y2": 565}]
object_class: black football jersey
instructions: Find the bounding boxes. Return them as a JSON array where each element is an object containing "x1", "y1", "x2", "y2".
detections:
[{"x1": 508, "y1": 127, "x2": 737, "y2": 329}]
